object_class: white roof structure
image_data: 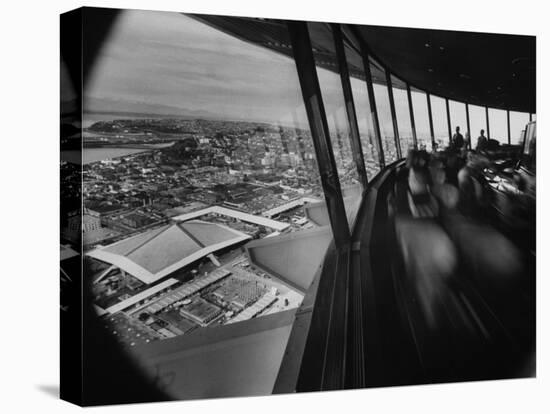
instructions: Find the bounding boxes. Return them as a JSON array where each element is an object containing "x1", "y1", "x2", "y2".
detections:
[
  {"x1": 228, "y1": 293, "x2": 277, "y2": 324},
  {"x1": 172, "y1": 206, "x2": 290, "y2": 232},
  {"x1": 103, "y1": 278, "x2": 179, "y2": 315},
  {"x1": 135, "y1": 268, "x2": 231, "y2": 315},
  {"x1": 86, "y1": 220, "x2": 251, "y2": 284},
  {"x1": 261, "y1": 197, "x2": 321, "y2": 218}
]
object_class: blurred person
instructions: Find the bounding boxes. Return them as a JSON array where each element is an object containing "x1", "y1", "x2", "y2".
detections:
[
  {"x1": 395, "y1": 216, "x2": 458, "y2": 328},
  {"x1": 433, "y1": 183, "x2": 460, "y2": 214},
  {"x1": 408, "y1": 164, "x2": 439, "y2": 218},
  {"x1": 428, "y1": 159, "x2": 446, "y2": 186},
  {"x1": 476, "y1": 129, "x2": 488, "y2": 152},
  {"x1": 405, "y1": 148, "x2": 419, "y2": 170},
  {"x1": 418, "y1": 150, "x2": 430, "y2": 168},
  {"x1": 426, "y1": 157, "x2": 460, "y2": 214},
  {"x1": 444, "y1": 151, "x2": 463, "y2": 187},
  {"x1": 443, "y1": 215, "x2": 523, "y2": 287},
  {"x1": 409, "y1": 165, "x2": 431, "y2": 195},
  {"x1": 457, "y1": 151, "x2": 490, "y2": 214}
]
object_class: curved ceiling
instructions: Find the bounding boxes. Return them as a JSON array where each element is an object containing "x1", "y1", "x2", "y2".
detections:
[{"x1": 353, "y1": 25, "x2": 535, "y2": 113}]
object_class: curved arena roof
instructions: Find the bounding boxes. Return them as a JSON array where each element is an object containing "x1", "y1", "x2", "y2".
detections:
[{"x1": 87, "y1": 220, "x2": 251, "y2": 284}]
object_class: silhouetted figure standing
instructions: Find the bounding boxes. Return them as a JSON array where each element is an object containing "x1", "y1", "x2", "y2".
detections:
[
  {"x1": 452, "y1": 126, "x2": 464, "y2": 150},
  {"x1": 476, "y1": 129, "x2": 488, "y2": 152}
]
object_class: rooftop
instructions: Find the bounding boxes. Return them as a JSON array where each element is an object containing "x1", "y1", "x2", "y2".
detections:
[
  {"x1": 172, "y1": 205, "x2": 291, "y2": 232},
  {"x1": 87, "y1": 220, "x2": 251, "y2": 284}
]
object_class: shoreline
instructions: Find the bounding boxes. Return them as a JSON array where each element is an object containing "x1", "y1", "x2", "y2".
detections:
[{"x1": 61, "y1": 146, "x2": 160, "y2": 165}]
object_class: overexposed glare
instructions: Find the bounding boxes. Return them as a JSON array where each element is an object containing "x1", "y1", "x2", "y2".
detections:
[
  {"x1": 488, "y1": 108, "x2": 508, "y2": 143},
  {"x1": 509, "y1": 111, "x2": 530, "y2": 144},
  {"x1": 449, "y1": 100, "x2": 467, "y2": 135},
  {"x1": 468, "y1": 104, "x2": 487, "y2": 140},
  {"x1": 430, "y1": 95, "x2": 448, "y2": 143}
]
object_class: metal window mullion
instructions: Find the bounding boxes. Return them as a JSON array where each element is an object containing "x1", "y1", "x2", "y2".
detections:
[
  {"x1": 406, "y1": 84, "x2": 417, "y2": 150},
  {"x1": 507, "y1": 110, "x2": 511, "y2": 145},
  {"x1": 445, "y1": 98, "x2": 452, "y2": 144},
  {"x1": 465, "y1": 102, "x2": 471, "y2": 149},
  {"x1": 485, "y1": 106, "x2": 491, "y2": 139},
  {"x1": 360, "y1": 50, "x2": 385, "y2": 169},
  {"x1": 426, "y1": 93, "x2": 436, "y2": 150},
  {"x1": 287, "y1": 21, "x2": 350, "y2": 247},
  {"x1": 331, "y1": 23, "x2": 368, "y2": 189},
  {"x1": 385, "y1": 69, "x2": 402, "y2": 159}
]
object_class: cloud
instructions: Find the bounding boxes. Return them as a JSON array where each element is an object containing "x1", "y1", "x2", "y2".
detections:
[{"x1": 86, "y1": 10, "x2": 308, "y2": 126}]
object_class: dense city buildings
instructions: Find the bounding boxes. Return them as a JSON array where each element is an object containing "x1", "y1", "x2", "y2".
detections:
[
  {"x1": 61, "y1": 98, "x2": 405, "y2": 349},
  {"x1": 65, "y1": 116, "x2": 341, "y2": 348}
]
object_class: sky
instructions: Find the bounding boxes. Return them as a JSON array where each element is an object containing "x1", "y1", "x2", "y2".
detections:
[
  {"x1": 85, "y1": 9, "x2": 531, "y2": 143},
  {"x1": 86, "y1": 10, "x2": 309, "y2": 127}
]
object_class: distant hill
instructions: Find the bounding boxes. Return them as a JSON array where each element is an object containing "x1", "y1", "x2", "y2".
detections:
[
  {"x1": 82, "y1": 96, "x2": 310, "y2": 129},
  {"x1": 84, "y1": 96, "x2": 219, "y2": 120}
]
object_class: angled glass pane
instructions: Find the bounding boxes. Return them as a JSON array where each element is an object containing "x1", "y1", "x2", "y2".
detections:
[
  {"x1": 75, "y1": 11, "x2": 347, "y2": 400},
  {"x1": 391, "y1": 75, "x2": 414, "y2": 153},
  {"x1": 309, "y1": 22, "x2": 362, "y2": 229},
  {"x1": 488, "y1": 108, "x2": 508, "y2": 144},
  {"x1": 370, "y1": 59, "x2": 398, "y2": 164},
  {"x1": 83, "y1": 10, "x2": 326, "y2": 324},
  {"x1": 429, "y1": 95, "x2": 448, "y2": 150},
  {"x1": 509, "y1": 111, "x2": 530, "y2": 145},
  {"x1": 344, "y1": 43, "x2": 381, "y2": 180},
  {"x1": 410, "y1": 87, "x2": 432, "y2": 152},
  {"x1": 74, "y1": 11, "x2": 365, "y2": 402}
]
